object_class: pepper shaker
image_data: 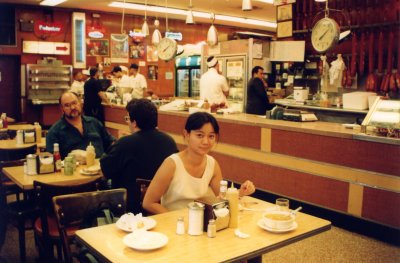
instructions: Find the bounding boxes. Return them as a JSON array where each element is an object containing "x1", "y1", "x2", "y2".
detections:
[{"x1": 176, "y1": 216, "x2": 185, "y2": 235}]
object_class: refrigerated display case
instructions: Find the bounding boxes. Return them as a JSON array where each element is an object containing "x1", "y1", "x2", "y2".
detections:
[{"x1": 175, "y1": 56, "x2": 201, "y2": 98}]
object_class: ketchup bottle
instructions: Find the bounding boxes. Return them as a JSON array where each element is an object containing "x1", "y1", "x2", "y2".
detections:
[{"x1": 53, "y1": 143, "x2": 62, "y2": 172}]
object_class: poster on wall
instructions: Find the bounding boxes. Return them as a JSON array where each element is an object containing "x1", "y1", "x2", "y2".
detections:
[
  {"x1": 86, "y1": 39, "x2": 109, "y2": 56},
  {"x1": 146, "y1": 45, "x2": 158, "y2": 62},
  {"x1": 148, "y1": 65, "x2": 158, "y2": 80},
  {"x1": 130, "y1": 43, "x2": 145, "y2": 58},
  {"x1": 110, "y1": 34, "x2": 129, "y2": 63}
]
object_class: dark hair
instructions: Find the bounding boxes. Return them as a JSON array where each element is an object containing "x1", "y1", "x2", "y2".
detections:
[
  {"x1": 207, "y1": 56, "x2": 215, "y2": 63},
  {"x1": 130, "y1": 63, "x2": 139, "y2": 70},
  {"x1": 112, "y1": 66, "x2": 122, "y2": 73},
  {"x1": 125, "y1": 99, "x2": 157, "y2": 130},
  {"x1": 89, "y1": 67, "x2": 98, "y2": 77},
  {"x1": 185, "y1": 112, "x2": 220, "y2": 139},
  {"x1": 59, "y1": 91, "x2": 79, "y2": 105},
  {"x1": 251, "y1": 66, "x2": 263, "y2": 76}
]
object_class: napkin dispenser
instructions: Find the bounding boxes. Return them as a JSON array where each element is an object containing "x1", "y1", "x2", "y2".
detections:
[
  {"x1": 23, "y1": 129, "x2": 36, "y2": 143},
  {"x1": 196, "y1": 196, "x2": 230, "y2": 232},
  {"x1": 36, "y1": 152, "x2": 55, "y2": 174}
]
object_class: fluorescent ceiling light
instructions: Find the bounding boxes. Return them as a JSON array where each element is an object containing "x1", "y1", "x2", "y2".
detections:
[
  {"x1": 255, "y1": 0, "x2": 274, "y2": 3},
  {"x1": 109, "y1": 1, "x2": 276, "y2": 29},
  {"x1": 40, "y1": 0, "x2": 67, "y2": 6}
]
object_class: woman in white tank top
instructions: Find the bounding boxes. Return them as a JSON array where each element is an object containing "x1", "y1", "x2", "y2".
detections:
[{"x1": 143, "y1": 112, "x2": 255, "y2": 214}]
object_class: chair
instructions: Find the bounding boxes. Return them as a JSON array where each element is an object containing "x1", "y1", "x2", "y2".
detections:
[
  {"x1": 0, "y1": 144, "x2": 37, "y2": 162},
  {"x1": 53, "y1": 188, "x2": 127, "y2": 263},
  {"x1": 136, "y1": 178, "x2": 151, "y2": 215},
  {"x1": 0, "y1": 159, "x2": 40, "y2": 262},
  {"x1": 33, "y1": 178, "x2": 103, "y2": 262}
]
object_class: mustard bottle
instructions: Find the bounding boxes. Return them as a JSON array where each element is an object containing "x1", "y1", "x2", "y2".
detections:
[
  {"x1": 86, "y1": 142, "x2": 96, "y2": 167},
  {"x1": 226, "y1": 182, "x2": 239, "y2": 228},
  {"x1": 34, "y1": 122, "x2": 42, "y2": 143}
]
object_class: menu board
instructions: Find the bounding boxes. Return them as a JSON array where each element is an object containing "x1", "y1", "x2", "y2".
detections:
[
  {"x1": 226, "y1": 61, "x2": 243, "y2": 78},
  {"x1": 270, "y1": 41, "x2": 305, "y2": 62}
]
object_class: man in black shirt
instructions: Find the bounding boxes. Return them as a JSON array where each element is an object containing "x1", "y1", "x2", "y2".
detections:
[
  {"x1": 83, "y1": 67, "x2": 108, "y2": 124},
  {"x1": 100, "y1": 99, "x2": 178, "y2": 213},
  {"x1": 246, "y1": 66, "x2": 271, "y2": 115}
]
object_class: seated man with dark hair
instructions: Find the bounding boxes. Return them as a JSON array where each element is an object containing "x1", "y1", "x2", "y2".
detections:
[
  {"x1": 100, "y1": 99, "x2": 178, "y2": 213},
  {"x1": 46, "y1": 92, "x2": 115, "y2": 159}
]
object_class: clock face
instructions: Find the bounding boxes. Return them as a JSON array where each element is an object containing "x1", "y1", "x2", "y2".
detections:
[
  {"x1": 311, "y1": 18, "x2": 340, "y2": 53},
  {"x1": 157, "y1": 37, "x2": 178, "y2": 61}
]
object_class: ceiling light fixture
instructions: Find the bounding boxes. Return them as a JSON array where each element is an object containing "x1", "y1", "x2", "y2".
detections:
[
  {"x1": 39, "y1": 0, "x2": 67, "y2": 6},
  {"x1": 141, "y1": 0, "x2": 149, "y2": 36},
  {"x1": 152, "y1": 19, "x2": 162, "y2": 46},
  {"x1": 186, "y1": 0, "x2": 195, "y2": 25},
  {"x1": 242, "y1": 0, "x2": 252, "y2": 11},
  {"x1": 109, "y1": 1, "x2": 276, "y2": 29},
  {"x1": 207, "y1": 13, "x2": 218, "y2": 46}
]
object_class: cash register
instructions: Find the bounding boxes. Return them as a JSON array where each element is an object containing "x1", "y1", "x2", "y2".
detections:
[{"x1": 282, "y1": 109, "x2": 318, "y2": 122}]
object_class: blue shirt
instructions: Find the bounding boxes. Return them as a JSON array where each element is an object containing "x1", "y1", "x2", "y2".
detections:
[{"x1": 46, "y1": 115, "x2": 115, "y2": 159}]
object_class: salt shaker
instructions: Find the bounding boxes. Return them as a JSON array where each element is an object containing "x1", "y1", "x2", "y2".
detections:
[
  {"x1": 16, "y1": 130, "x2": 24, "y2": 145},
  {"x1": 26, "y1": 154, "x2": 37, "y2": 175},
  {"x1": 187, "y1": 202, "x2": 204, "y2": 236},
  {"x1": 220, "y1": 180, "x2": 228, "y2": 199},
  {"x1": 207, "y1": 219, "x2": 216, "y2": 238},
  {"x1": 176, "y1": 216, "x2": 185, "y2": 235}
]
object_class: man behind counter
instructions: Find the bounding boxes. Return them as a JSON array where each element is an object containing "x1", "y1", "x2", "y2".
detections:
[
  {"x1": 100, "y1": 99, "x2": 178, "y2": 213},
  {"x1": 46, "y1": 92, "x2": 115, "y2": 159},
  {"x1": 246, "y1": 66, "x2": 272, "y2": 115},
  {"x1": 200, "y1": 56, "x2": 229, "y2": 106}
]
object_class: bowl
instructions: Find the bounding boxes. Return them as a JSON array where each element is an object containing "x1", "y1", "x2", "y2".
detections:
[{"x1": 262, "y1": 211, "x2": 295, "y2": 230}]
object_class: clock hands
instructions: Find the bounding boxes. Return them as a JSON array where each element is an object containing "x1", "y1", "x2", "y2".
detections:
[{"x1": 319, "y1": 29, "x2": 329, "y2": 40}]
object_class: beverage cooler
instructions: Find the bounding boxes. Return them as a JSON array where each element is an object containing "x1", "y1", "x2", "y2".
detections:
[{"x1": 175, "y1": 56, "x2": 201, "y2": 98}]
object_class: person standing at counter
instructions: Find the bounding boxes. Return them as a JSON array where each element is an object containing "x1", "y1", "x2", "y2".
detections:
[
  {"x1": 200, "y1": 56, "x2": 229, "y2": 106},
  {"x1": 100, "y1": 99, "x2": 178, "y2": 213},
  {"x1": 143, "y1": 112, "x2": 255, "y2": 214},
  {"x1": 246, "y1": 66, "x2": 271, "y2": 115},
  {"x1": 111, "y1": 65, "x2": 131, "y2": 88},
  {"x1": 46, "y1": 92, "x2": 115, "y2": 159},
  {"x1": 70, "y1": 71, "x2": 87, "y2": 97},
  {"x1": 129, "y1": 63, "x2": 147, "y2": 99},
  {"x1": 83, "y1": 67, "x2": 109, "y2": 124}
]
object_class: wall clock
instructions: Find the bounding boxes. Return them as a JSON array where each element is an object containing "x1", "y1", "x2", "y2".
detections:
[
  {"x1": 157, "y1": 37, "x2": 178, "y2": 61},
  {"x1": 311, "y1": 17, "x2": 340, "y2": 53}
]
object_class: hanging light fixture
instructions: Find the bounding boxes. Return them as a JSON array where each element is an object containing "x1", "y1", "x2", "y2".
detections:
[
  {"x1": 242, "y1": 0, "x2": 252, "y2": 11},
  {"x1": 186, "y1": 0, "x2": 195, "y2": 24},
  {"x1": 152, "y1": 19, "x2": 162, "y2": 46},
  {"x1": 141, "y1": 0, "x2": 149, "y2": 36},
  {"x1": 207, "y1": 13, "x2": 218, "y2": 46}
]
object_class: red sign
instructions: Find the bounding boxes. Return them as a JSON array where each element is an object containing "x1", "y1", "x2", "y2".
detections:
[{"x1": 34, "y1": 20, "x2": 64, "y2": 37}]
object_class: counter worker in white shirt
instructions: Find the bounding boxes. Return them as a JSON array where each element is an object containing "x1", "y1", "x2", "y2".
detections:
[
  {"x1": 199, "y1": 56, "x2": 229, "y2": 106},
  {"x1": 111, "y1": 65, "x2": 131, "y2": 88},
  {"x1": 70, "y1": 71, "x2": 87, "y2": 97},
  {"x1": 129, "y1": 63, "x2": 147, "y2": 99}
]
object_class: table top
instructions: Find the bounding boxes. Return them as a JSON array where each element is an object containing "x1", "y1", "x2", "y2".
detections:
[
  {"x1": 75, "y1": 197, "x2": 331, "y2": 263},
  {"x1": 0, "y1": 138, "x2": 46, "y2": 150},
  {"x1": 2, "y1": 164, "x2": 102, "y2": 190},
  {"x1": 7, "y1": 124, "x2": 35, "y2": 130}
]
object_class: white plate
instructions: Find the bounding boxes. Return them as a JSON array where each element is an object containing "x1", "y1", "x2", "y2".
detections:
[
  {"x1": 257, "y1": 219, "x2": 298, "y2": 233},
  {"x1": 116, "y1": 217, "x2": 157, "y2": 232},
  {"x1": 79, "y1": 169, "x2": 100, "y2": 175},
  {"x1": 123, "y1": 231, "x2": 168, "y2": 251}
]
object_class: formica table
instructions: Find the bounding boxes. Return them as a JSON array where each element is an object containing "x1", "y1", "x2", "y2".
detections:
[
  {"x1": 0, "y1": 138, "x2": 46, "y2": 150},
  {"x1": 75, "y1": 196, "x2": 331, "y2": 263},
  {"x1": 2, "y1": 164, "x2": 102, "y2": 190}
]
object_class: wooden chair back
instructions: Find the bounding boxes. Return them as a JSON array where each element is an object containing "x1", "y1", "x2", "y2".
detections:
[{"x1": 53, "y1": 188, "x2": 127, "y2": 263}]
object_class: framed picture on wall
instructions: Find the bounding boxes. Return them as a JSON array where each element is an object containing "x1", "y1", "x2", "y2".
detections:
[
  {"x1": 86, "y1": 39, "x2": 109, "y2": 56},
  {"x1": 130, "y1": 43, "x2": 145, "y2": 58},
  {"x1": 148, "y1": 65, "x2": 158, "y2": 80},
  {"x1": 110, "y1": 34, "x2": 129, "y2": 63},
  {"x1": 146, "y1": 45, "x2": 158, "y2": 62},
  {"x1": 277, "y1": 20, "x2": 293, "y2": 38},
  {"x1": 277, "y1": 4, "x2": 292, "y2": 21}
]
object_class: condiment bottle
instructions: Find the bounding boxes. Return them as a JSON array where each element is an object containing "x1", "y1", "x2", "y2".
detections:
[
  {"x1": 16, "y1": 130, "x2": 24, "y2": 145},
  {"x1": 86, "y1": 142, "x2": 96, "y2": 167},
  {"x1": 26, "y1": 154, "x2": 37, "y2": 175},
  {"x1": 207, "y1": 219, "x2": 216, "y2": 238},
  {"x1": 34, "y1": 122, "x2": 42, "y2": 143},
  {"x1": 1, "y1": 113, "x2": 8, "y2": 128},
  {"x1": 176, "y1": 216, "x2": 185, "y2": 235},
  {"x1": 53, "y1": 143, "x2": 62, "y2": 172},
  {"x1": 220, "y1": 180, "x2": 228, "y2": 199},
  {"x1": 226, "y1": 182, "x2": 239, "y2": 228}
]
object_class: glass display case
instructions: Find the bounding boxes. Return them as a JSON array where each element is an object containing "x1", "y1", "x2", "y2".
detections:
[{"x1": 361, "y1": 97, "x2": 400, "y2": 139}]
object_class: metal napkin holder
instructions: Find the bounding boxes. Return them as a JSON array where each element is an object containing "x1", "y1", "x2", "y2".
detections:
[
  {"x1": 196, "y1": 196, "x2": 230, "y2": 232},
  {"x1": 36, "y1": 152, "x2": 55, "y2": 174}
]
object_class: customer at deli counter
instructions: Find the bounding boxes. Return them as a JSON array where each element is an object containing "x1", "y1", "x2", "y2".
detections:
[
  {"x1": 70, "y1": 71, "x2": 87, "y2": 97},
  {"x1": 246, "y1": 66, "x2": 272, "y2": 115},
  {"x1": 83, "y1": 67, "x2": 109, "y2": 124},
  {"x1": 200, "y1": 56, "x2": 229, "y2": 106},
  {"x1": 129, "y1": 63, "x2": 147, "y2": 99},
  {"x1": 100, "y1": 99, "x2": 178, "y2": 213},
  {"x1": 46, "y1": 92, "x2": 115, "y2": 159},
  {"x1": 143, "y1": 112, "x2": 255, "y2": 214}
]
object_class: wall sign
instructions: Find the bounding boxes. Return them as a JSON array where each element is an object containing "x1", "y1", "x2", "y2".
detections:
[
  {"x1": 165, "y1": 32, "x2": 183, "y2": 41},
  {"x1": 34, "y1": 20, "x2": 64, "y2": 37},
  {"x1": 129, "y1": 30, "x2": 145, "y2": 43},
  {"x1": 23, "y1": 40, "x2": 70, "y2": 55}
]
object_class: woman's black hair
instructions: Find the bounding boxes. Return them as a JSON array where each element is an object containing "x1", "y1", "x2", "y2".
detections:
[{"x1": 185, "y1": 112, "x2": 220, "y2": 137}]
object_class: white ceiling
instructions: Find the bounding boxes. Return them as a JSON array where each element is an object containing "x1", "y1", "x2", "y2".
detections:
[{"x1": 0, "y1": 0, "x2": 278, "y2": 32}]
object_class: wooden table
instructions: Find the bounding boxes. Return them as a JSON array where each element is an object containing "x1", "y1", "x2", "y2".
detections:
[
  {"x1": 2, "y1": 164, "x2": 102, "y2": 190},
  {"x1": 75, "y1": 197, "x2": 331, "y2": 263},
  {"x1": 0, "y1": 138, "x2": 46, "y2": 150},
  {"x1": 7, "y1": 124, "x2": 35, "y2": 131}
]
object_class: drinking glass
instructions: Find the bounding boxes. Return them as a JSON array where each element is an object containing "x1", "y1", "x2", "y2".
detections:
[{"x1": 276, "y1": 198, "x2": 289, "y2": 211}]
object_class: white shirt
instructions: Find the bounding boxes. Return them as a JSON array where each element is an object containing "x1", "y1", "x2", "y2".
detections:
[
  {"x1": 200, "y1": 68, "x2": 229, "y2": 105},
  {"x1": 161, "y1": 154, "x2": 216, "y2": 211},
  {"x1": 130, "y1": 73, "x2": 147, "y2": 99},
  {"x1": 70, "y1": 80, "x2": 84, "y2": 95}
]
